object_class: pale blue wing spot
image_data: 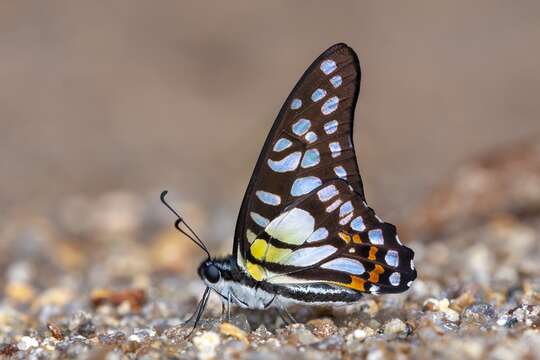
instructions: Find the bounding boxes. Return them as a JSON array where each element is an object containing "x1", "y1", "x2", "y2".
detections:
[
  {"x1": 291, "y1": 176, "x2": 322, "y2": 196},
  {"x1": 267, "y1": 151, "x2": 301, "y2": 173},
  {"x1": 255, "y1": 190, "x2": 281, "y2": 206},
  {"x1": 304, "y1": 131, "x2": 318, "y2": 143},
  {"x1": 389, "y1": 272, "x2": 401, "y2": 286},
  {"x1": 273, "y1": 138, "x2": 292, "y2": 152},
  {"x1": 326, "y1": 199, "x2": 342, "y2": 213},
  {"x1": 329, "y1": 142, "x2": 342, "y2": 158},
  {"x1": 385, "y1": 250, "x2": 399, "y2": 267},
  {"x1": 317, "y1": 185, "x2": 338, "y2": 202},
  {"x1": 311, "y1": 88, "x2": 327, "y2": 102},
  {"x1": 306, "y1": 227, "x2": 328, "y2": 243},
  {"x1": 321, "y1": 258, "x2": 365, "y2": 275},
  {"x1": 410, "y1": 260, "x2": 415, "y2": 270},
  {"x1": 339, "y1": 200, "x2": 353, "y2": 217},
  {"x1": 368, "y1": 229, "x2": 384, "y2": 245},
  {"x1": 370, "y1": 285, "x2": 380, "y2": 294},
  {"x1": 320, "y1": 59, "x2": 337, "y2": 75},
  {"x1": 291, "y1": 98, "x2": 302, "y2": 110},
  {"x1": 284, "y1": 245, "x2": 337, "y2": 266},
  {"x1": 246, "y1": 229, "x2": 257, "y2": 243},
  {"x1": 292, "y1": 118, "x2": 311, "y2": 136},
  {"x1": 351, "y1": 216, "x2": 366, "y2": 232},
  {"x1": 334, "y1": 165, "x2": 347, "y2": 178},
  {"x1": 301, "y1": 149, "x2": 320, "y2": 168},
  {"x1": 324, "y1": 120, "x2": 338, "y2": 134},
  {"x1": 330, "y1": 75, "x2": 342, "y2": 88},
  {"x1": 339, "y1": 212, "x2": 354, "y2": 225},
  {"x1": 250, "y1": 212, "x2": 269, "y2": 227},
  {"x1": 322, "y1": 96, "x2": 339, "y2": 115}
]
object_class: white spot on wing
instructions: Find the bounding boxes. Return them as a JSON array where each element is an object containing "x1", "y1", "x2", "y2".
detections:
[
  {"x1": 351, "y1": 216, "x2": 366, "y2": 232},
  {"x1": 291, "y1": 176, "x2": 322, "y2": 196},
  {"x1": 266, "y1": 208, "x2": 315, "y2": 246},
  {"x1": 320, "y1": 59, "x2": 337, "y2": 75},
  {"x1": 267, "y1": 151, "x2": 301, "y2": 173},
  {"x1": 292, "y1": 118, "x2": 311, "y2": 136},
  {"x1": 334, "y1": 166, "x2": 347, "y2": 178},
  {"x1": 246, "y1": 229, "x2": 256, "y2": 243},
  {"x1": 389, "y1": 272, "x2": 401, "y2": 286},
  {"x1": 301, "y1": 149, "x2": 320, "y2": 168},
  {"x1": 250, "y1": 212, "x2": 269, "y2": 227},
  {"x1": 311, "y1": 88, "x2": 327, "y2": 102},
  {"x1": 339, "y1": 201, "x2": 353, "y2": 217},
  {"x1": 291, "y1": 98, "x2": 302, "y2": 110},
  {"x1": 326, "y1": 199, "x2": 343, "y2": 213},
  {"x1": 339, "y1": 212, "x2": 354, "y2": 225},
  {"x1": 329, "y1": 142, "x2": 342, "y2": 158},
  {"x1": 273, "y1": 138, "x2": 292, "y2": 152},
  {"x1": 321, "y1": 258, "x2": 365, "y2": 275},
  {"x1": 284, "y1": 245, "x2": 336, "y2": 266},
  {"x1": 304, "y1": 131, "x2": 317, "y2": 143},
  {"x1": 306, "y1": 227, "x2": 328, "y2": 243},
  {"x1": 255, "y1": 190, "x2": 281, "y2": 206},
  {"x1": 368, "y1": 229, "x2": 384, "y2": 245},
  {"x1": 385, "y1": 250, "x2": 399, "y2": 267},
  {"x1": 324, "y1": 120, "x2": 338, "y2": 134},
  {"x1": 322, "y1": 96, "x2": 339, "y2": 115},
  {"x1": 317, "y1": 185, "x2": 339, "y2": 202},
  {"x1": 330, "y1": 75, "x2": 342, "y2": 88}
]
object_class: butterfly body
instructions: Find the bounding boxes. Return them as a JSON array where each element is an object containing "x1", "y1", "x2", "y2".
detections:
[
  {"x1": 168, "y1": 43, "x2": 417, "y2": 321},
  {"x1": 199, "y1": 256, "x2": 363, "y2": 309}
]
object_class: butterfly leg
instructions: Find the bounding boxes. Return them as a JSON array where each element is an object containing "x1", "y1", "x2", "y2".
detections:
[
  {"x1": 227, "y1": 292, "x2": 232, "y2": 322},
  {"x1": 275, "y1": 296, "x2": 297, "y2": 324}
]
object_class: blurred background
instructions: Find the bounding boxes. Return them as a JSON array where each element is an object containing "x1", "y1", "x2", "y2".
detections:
[{"x1": 1, "y1": 1, "x2": 540, "y2": 356}]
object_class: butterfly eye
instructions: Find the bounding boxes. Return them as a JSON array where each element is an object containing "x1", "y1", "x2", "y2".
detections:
[{"x1": 203, "y1": 264, "x2": 221, "y2": 283}]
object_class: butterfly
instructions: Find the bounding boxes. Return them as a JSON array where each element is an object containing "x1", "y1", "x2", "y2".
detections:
[{"x1": 161, "y1": 43, "x2": 417, "y2": 330}]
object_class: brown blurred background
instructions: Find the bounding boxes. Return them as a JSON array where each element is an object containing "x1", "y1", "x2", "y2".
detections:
[{"x1": 1, "y1": 1, "x2": 539, "y2": 242}]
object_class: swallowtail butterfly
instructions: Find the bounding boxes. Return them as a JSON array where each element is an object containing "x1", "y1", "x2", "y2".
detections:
[{"x1": 161, "y1": 43, "x2": 417, "y2": 329}]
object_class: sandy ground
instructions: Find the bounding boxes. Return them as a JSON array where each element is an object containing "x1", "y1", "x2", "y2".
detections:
[{"x1": 1, "y1": 139, "x2": 540, "y2": 359}]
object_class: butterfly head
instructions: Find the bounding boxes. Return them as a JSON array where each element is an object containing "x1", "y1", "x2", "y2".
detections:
[
  {"x1": 197, "y1": 257, "x2": 236, "y2": 296},
  {"x1": 198, "y1": 259, "x2": 221, "y2": 284}
]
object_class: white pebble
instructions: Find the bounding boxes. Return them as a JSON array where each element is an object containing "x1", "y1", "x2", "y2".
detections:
[
  {"x1": 17, "y1": 336, "x2": 39, "y2": 351},
  {"x1": 193, "y1": 331, "x2": 221, "y2": 360},
  {"x1": 383, "y1": 318, "x2": 407, "y2": 335}
]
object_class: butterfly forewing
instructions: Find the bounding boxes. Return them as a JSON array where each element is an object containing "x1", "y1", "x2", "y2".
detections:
[{"x1": 233, "y1": 43, "x2": 416, "y2": 295}]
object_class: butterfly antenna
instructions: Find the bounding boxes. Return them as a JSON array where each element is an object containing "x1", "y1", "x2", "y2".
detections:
[{"x1": 160, "y1": 190, "x2": 211, "y2": 258}]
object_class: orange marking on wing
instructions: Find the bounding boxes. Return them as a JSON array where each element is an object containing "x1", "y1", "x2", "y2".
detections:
[
  {"x1": 335, "y1": 276, "x2": 366, "y2": 292},
  {"x1": 369, "y1": 264, "x2": 384, "y2": 283},
  {"x1": 352, "y1": 234, "x2": 362, "y2": 244},
  {"x1": 368, "y1": 246, "x2": 378, "y2": 260},
  {"x1": 339, "y1": 232, "x2": 351, "y2": 243}
]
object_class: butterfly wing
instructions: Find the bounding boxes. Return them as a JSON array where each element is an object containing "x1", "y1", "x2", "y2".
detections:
[
  {"x1": 233, "y1": 43, "x2": 416, "y2": 294},
  {"x1": 233, "y1": 43, "x2": 363, "y2": 260},
  {"x1": 245, "y1": 179, "x2": 416, "y2": 294}
]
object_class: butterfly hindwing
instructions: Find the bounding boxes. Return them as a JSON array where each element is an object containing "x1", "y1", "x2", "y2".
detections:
[{"x1": 245, "y1": 179, "x2": 416, "y2": 294}]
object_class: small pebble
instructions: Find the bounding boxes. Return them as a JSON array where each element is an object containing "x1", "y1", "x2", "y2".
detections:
[
  {"x1": 17, "y1": 336, "x2": 39, "y2": 351},
  {"x1": 192, "y1": 331, "x2": 220, "y2": 360}
]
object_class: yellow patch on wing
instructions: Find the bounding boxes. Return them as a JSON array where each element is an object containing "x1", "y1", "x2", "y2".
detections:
[
  {"x1": 334, "y1": 276, "x2": 366, "y2": 292},
  {"x1": 246, "y1": 261, "x2": 265, "y2": 281},
  {"x1": 250, "y1": 239, "x2": 292, "y2": 263},
  {"x1": 339, "y1": 232, "x2": 351, "y2": 243},
  {"x1": 369, "y1": 264, "x2": 384, "y2": 283},
  {"x1": 352, "y1": 234, "x2": 362, "y2": 244}
]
